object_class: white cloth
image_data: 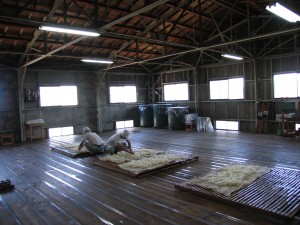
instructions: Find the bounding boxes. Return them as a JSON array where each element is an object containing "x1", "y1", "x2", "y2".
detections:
[
  {"x1": 197, "y1": 117, "x2": 214, "y2": 132},
  {"x1": 83, "y1": 132, "x2": 104, "y2": 145},
  {"x1": 105, "y1": 133, "x2": 124, "y2": 146}
]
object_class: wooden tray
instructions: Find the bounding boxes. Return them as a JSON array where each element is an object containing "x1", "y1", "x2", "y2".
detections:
[
  {"x1": 51, "y1": 146, "x2": 94, "y2": 158},
  {"x1": 175, "y1": 168, "x2": 300, "y2": 220},
  {"x1": 92, "y1": 155, "x2": 199, "y2": 177}
]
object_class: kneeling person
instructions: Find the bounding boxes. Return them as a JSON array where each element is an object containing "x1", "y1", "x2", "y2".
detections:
[
  {"x1": 78, "y1": 127, "x2": 106, "y2": 154},
  {"x1": 105, "y1": 129, "x2": 134, "y2": 155}
]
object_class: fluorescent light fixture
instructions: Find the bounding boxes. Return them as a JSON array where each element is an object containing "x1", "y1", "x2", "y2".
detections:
[
  {"x1": 221, "y1": 54, "x2": 243, "y2": 60},
  {"x1": 39, "y1": 25, "x2": 100, "y2": 36},
  {"x1": 266, "y1": 3, "x2": 300, "y2": 23},
  {"x1": 81, "y1": 59, "x2": 113, "y2": 64}
]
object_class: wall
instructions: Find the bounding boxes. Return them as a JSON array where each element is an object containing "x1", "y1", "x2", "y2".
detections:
[
  {"x1": 98, "y1": 72, "x2": 149, "y2": 131},
  {"x1": 22, "y1": 70, "x2": 148, "y2": 140},
  {"x1": 22, "y1": 70, "x2": 98, "y2": 139},
  {"x1": 196, "y1": 61, "x2": 256, "y2": 132},
  {"x1": 196, "y1": 53, "x2": 300, "y2": 133},
  {"x1": 0, "y1": 69, "x2": 20, "y2": 141},
  {"x1": 152, "y1": 68, "x2": 197, "y2": 113}
]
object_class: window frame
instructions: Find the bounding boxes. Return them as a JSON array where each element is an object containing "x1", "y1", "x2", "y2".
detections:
[
  {"x1": 215, "y1": 120, "x2": 239, "y2": 131},
  {"x1": 163, "y1": 82, "x2": 189, "y2": 101},
  {"x1": 48, "y1": 126, "x2": 74, "y2": 137},
  {"x1": 39, "y1": 85, "x2": 78, "y2": 107},
  {"x1": 209, "y1": 77, "x2": 244, "y2": 100},
  {"x1": 273, "y1": 72, "x2": 300, "y2": 99},
  {"x1": 109, "y1": 85, "x2": 137, "y2": 103}
]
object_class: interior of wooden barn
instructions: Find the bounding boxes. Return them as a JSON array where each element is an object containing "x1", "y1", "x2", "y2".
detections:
[{"x1": 0, "y1": 0, "x2": 300, "y2": 224}]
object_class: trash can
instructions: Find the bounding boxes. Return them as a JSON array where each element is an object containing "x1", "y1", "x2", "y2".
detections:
[
  {"x1": 168, "y1": 107, "x2": 189, "y2": 130},
  {"x1": 138, "y1": 104, "x2": 153, "y2": 127},
  {"x1": 153, "y1": 104, "x2": 173, "y2": 128}
]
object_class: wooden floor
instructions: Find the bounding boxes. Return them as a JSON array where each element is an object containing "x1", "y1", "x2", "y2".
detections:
[{"x1": 1, "y1": 128, "x2": 300, "y2": 225}]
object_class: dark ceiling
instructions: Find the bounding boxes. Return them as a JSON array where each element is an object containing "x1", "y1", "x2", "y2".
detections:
[{"x1": 0, "y1": 0, "x2": 300, "y2": 72}]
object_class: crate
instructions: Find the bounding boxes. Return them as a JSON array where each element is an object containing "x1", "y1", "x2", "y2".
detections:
[{"x1": 0, "y1": 133, "x2": 15, "y2": 145}]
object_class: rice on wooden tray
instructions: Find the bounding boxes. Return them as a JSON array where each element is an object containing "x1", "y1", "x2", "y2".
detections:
[
  {"x1": 98, "y1": 149, "x2": 191, "y2": 173},
  {"x1": 185, "y1": 164, "x2": 271, "y2": 196}
]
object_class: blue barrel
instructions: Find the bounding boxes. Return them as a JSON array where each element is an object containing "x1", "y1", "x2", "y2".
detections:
[
  {"x1": 138, "y1": 104, "x2": 153, "y2": 127},
  {"x1": 168, "y1": 107, "x2": 189, "y2": 130},
  {"x1": 153, "y1": 104, "x2": 173, "y2": 128}
]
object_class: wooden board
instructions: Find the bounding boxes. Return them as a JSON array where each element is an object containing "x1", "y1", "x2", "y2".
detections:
[
  {"x1": 175, "y1": 168, "x2": 300, "y2": 220},
  {"x1": 92, "y1": 155, "x2": 199, "y2": 177},
  {"x1": 51, "y1": 146, "x2": 94, "y2": 158}
]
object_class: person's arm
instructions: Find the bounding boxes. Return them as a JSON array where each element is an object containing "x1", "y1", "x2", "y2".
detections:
[
  {"x1": 78, "y1": 140, "x2": 85, "y2": 150},
  {"x1": 124, "y1": 138, "x2": 132, "y2": 151},
  {"x1": 116, "y1": 141, "x2": 134, "y2": 154}
]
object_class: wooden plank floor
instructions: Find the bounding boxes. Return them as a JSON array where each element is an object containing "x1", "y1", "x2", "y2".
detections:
[{"x1": 1, "y1": 128, "x2": 300, "y2": 225}]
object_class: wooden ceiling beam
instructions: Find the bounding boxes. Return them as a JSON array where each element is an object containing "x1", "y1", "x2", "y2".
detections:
[{"x1": 21, "y1": 0, "x2": 171, "y2": 68}]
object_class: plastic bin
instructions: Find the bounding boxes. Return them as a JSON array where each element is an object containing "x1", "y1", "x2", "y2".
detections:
[
  {"x1": 138, "y1": 104, "x2": 153, "y2": 127},
  {"x1": 168, "y1": 107, "x2": 189, "y2": 130}
]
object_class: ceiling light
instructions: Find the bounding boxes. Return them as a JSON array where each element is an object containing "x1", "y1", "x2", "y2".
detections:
[
  {"x1": 81, "y1": 59, "x2": 114, "y2": 64},
  {"x1": 221, "y1": 54, "x2": 243, "y2": 60},
  {"x1": 266, "y1": 3, "x2": 300, "y2": 23},
  {"x1": 39, "y1": 25, "x2": 100, "y2": 36}
]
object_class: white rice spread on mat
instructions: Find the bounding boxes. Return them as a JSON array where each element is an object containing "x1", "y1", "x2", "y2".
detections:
[
  {"x1": 186, "y1": 164, "x2": 271, "y2": 196},
  {"x1": 98, "y1": 149, "x2": 163, "y2": 164},
  {"x1": 118, "y1": 153, "x2": 188, "y2": 173}
]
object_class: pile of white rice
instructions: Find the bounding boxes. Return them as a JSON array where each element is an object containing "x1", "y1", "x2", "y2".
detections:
[
  {"x1": 119, "y1": 153, "x2": 188, "y2": 172},
  {"x1": 98, "y1": 149, "x2": 163, "y2": 164},
  {"x1": 186, "y1": 164, "x2": 271, "y2": 196}
]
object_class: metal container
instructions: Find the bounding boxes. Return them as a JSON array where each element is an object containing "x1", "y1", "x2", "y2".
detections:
[
  {"x1": 168, "y1": 107, "x2": 189, "y2": 130},
  {"x1": 138, "y1": 104, "x2": 153, "y2": 127},
  {"x1": 153, "y1": 104, "x2": 173, "y2": 128}
]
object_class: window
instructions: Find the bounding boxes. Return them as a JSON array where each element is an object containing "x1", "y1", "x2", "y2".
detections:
[
  {"x1": 164, "y1": 83, "x2": 188, "y2": 101},
  {"x1": 110, "y1": 86, "x2": 137, "y2": 103},
  {"x1": 210, "y1": 78, "x2": 244, "y2": 100},
  {"x1": 40, "y1": 86, "x2": 78, "y2": 107},
  {"x1": 273, "y1": 73, "x2": 300, "y2": 98},
  {"x1": 215, "y1": 120, "x2": 239, "y2": 130},
  {"x1": 116, "y1": 120, "x2": 134, "y2": 129},
  {"x1": 49, "y1": 126, "x2": 74, "y2": 137}
]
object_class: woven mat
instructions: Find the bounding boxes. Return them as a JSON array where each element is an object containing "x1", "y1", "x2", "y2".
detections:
[
  {"x1": 51, "y1": 146, "x2": 93, "y2": 158},
  {"x1": 175, "y1": 168, "x2": 300, "y2": 220},
  {"x1": 93, "y1": 155, "x2": 199, "y2": 177}
]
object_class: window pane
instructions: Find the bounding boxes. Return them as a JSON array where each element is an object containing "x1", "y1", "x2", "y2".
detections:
[
  {"x1": 124, "y1": 120, "x2": 134, "y2": 127},
  {"x1": 164, "y1": 83, "x2": 188, "y2": 101},
  {"x1": 40, "y1": 86, "x2": 78, "y2": 107},
  {"x1": 226, "y1": 121, "x2": 239, "y2": 130},
  {"x1": 61, "y1": 126, "x2": 74, "y2": 135},
  {"x1": 176, "y1": 83, "x2": 189, "y2": 100},
  {"x1": 116, "y1": 121, "x2": 125, "y2": 129},
  {"x1": 210, "y1": 78, "x2": 244, "y2": 100},
  {"x1": 49, "y1": 126, "x2": 74, "y2": 137},
  {"x1": 216, "y1": 120, "x2": 227, "y2": 129},
  {"x1": 60, "y1": 86, "x2": 78, "y2": 105},
  {"x1": 219, "y1": 80, "x2": 229, "y2": 99},
  {"x1": 48, "y1": 128, "x2": 61, "y2": 137},
  {"x1": 229, "y1": 78, "x2": 244, "y2": 99},
  {"x1": 110, "y1": 86, "x2": 137, "y2": 103},
  {"x1": 210, "y1": 81, "x2": 220, "y2": 99},
  {"x1": 164, "y1": 85, "x2": 174, "y2": 101},
  {"x1": 210, "y1": 80, "x2": 228, "y2": 99},
  {"x1": 273, "y1": 73, "x2": 297, "y2": 98},
  {"x1": 216, "y1": 120, "x2": 239, "y2": 130}
]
